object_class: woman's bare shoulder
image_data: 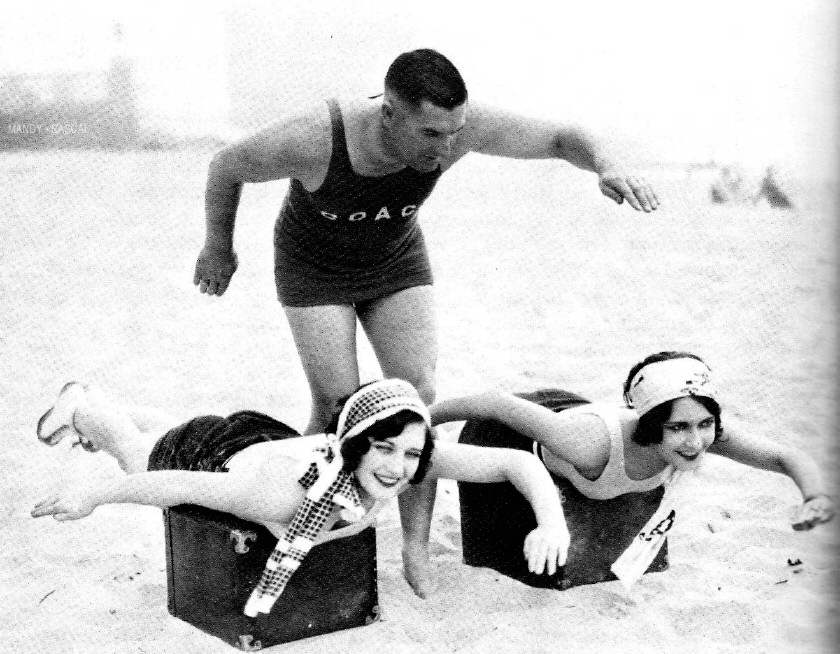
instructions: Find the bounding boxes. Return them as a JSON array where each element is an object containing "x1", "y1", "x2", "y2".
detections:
[
  {"x1": 225, "y1": 435, "x2": 325, "y2": 475},
  {"x1": 223, "y1": 437, "x2": 324, "y2": 525}
]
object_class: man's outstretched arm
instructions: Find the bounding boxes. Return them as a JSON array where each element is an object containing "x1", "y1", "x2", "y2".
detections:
[{"x1": 461, "y1": 102, "x2": 659, "y2": 212}]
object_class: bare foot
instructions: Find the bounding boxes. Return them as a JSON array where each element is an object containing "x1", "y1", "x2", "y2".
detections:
[
  {"x1": 37, "y1": 382, "x2": 95, "y2": 449},
  {"x1": 402, "y1": 544, "x2": 434, "y2": 598}
]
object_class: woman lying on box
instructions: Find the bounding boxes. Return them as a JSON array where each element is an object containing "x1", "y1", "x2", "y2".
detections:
[
  {"x1": 429, "y1": 351, "x2": 834, "y2": 533},
  {"x1": 414, "y1": 351, "x2": 835, "y2": 589},
  {"x1": 31, "y1": 378, "x2": 569, "y2": 616}
]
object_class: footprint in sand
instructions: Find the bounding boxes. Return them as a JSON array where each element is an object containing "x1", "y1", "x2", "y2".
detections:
[
  {"x1": 668, "y1": 601, "x2": 759, "y2": 645},
  {"x1": 594, "y1": 592, "x2": 637, "y2": 619}
]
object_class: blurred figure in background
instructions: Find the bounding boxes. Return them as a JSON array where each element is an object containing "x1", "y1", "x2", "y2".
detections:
[{"x1": 753, "y1": 166, "x2": 793, "y2": 208}]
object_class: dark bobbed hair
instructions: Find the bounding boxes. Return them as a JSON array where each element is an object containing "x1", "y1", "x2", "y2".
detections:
[
  {"x1": 384, "y1": 49, "x2": 467, "y2": 110},
  {"x1": 325, "y1": 388, "x2": 434, "y2": 485},
  {"x1": 623, "y1": 351, "x2": 725, "y2": 446}
]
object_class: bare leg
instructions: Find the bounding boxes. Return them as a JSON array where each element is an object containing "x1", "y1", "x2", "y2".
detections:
[
  {"x1": 357, "y1": 286, "x2": 438, "y2": 404},
  {"x1": 284, "y1": 304, "x2": 362, "y2": 434},
  {"x1": 41, "y1": 384, "x2": 181, "y2": 474},
  {"x1": 358, "y1": 285, "x2": 438, "y2": 597},
  {"x1": 121, "y1": 404, "x2": 183, "y2": 434},
  {"x1": 86, "y1": 386, "x2": 183, "y2": 473}
]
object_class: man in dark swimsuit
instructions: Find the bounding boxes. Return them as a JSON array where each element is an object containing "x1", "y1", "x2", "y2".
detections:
[{"x1": 193, "y1": 49, "x2": 659, "y2": 597}]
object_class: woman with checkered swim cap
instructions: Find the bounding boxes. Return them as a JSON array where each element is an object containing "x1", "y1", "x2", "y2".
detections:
[
  {"x1": 32, "y1": 378, "x2": 569, "y2": 617},
  {"x1": 430, "y1": 351, "x2": 834, "y2": 529}
]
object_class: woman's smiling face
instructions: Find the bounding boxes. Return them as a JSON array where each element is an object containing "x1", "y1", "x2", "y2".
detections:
[
  {"x1": 653, "y1": 396, "x2": 716, "y2": 471},
  {"x1": 353, "y1": 421, "x2": 426, "y2": 501}
]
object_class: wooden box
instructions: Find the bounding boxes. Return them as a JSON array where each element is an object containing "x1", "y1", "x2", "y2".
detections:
[
  {"x1": 163, "y1": 504, "x2": 379, "y2": 650},
  {"x1": 458, "y1": 389, "x2": 668, "y2": 590}
]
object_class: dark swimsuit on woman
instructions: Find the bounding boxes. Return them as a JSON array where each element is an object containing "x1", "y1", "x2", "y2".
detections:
[{"x1": 147, "y1": 411, "x2": 299, "y2": 473}]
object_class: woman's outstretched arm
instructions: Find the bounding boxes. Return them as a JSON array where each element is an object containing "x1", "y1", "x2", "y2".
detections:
[
  {"x1": 31, "y1": 457, "x2": 305, "y2": 525},
  {"x1": 428, "y1": 439, "x2": 570, "y2": 575},
  {"x1": 430, "y1": 390, "x2": 609, "y2": 473},
  {"x1": 31, "y1": 470, "x2": 256, "y2": 521},
  {"x1": 708, "y1": 426, "x2": 835, "y2": 530}
]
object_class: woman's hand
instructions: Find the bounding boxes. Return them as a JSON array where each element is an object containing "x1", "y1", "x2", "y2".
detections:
[
  {"x1": 31, "y1": 483, "x2": 105, "y2": 521},
  {"x1": 792, "y1": 493, "x2": 835, "y2": 531},
  {"x1": 523, "y1": 523, "x2": 570, "y2": 575}
]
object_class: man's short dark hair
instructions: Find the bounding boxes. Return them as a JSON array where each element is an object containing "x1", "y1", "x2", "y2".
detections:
[{"x1": 384, "y1": 49, "x2": 467, "y2": 110}]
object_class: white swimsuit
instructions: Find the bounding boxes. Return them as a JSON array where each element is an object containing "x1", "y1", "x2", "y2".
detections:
[{"x1": 534, "y1": 402, "x2": 674, "y2": 500}]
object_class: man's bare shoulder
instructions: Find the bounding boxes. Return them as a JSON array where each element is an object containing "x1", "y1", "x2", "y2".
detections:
[
  {"x1": 335, "y1": 95, "x2": 376, "y2": 120},
  {"x1": 255, "y1": 101, "x2": 333, "y2": 155},
  {"x1": 219, "y1": 102, "x2": 333, "y2": 184}
]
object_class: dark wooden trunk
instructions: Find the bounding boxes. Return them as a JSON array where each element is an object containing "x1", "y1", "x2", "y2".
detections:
[
  {"x1": 458, "y1": 389, "x2": 668, "y2": 590},
  {"x1": 164, "y1": 504, "x2": 379, "y2": 650}
]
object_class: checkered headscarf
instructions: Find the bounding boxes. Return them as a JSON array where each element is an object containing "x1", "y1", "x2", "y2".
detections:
[
  {"x1": 335, "y1": 378, "x2": 431, "y2": 442},
  {"x1": 243, "y1": 379, "x2": 430, "y2": 617}
]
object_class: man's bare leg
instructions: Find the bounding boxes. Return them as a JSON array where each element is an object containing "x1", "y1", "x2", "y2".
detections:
[
  {"x1": 358, "y1": 285, "x2": 438, "y2": 597},
  {"x1": 284, "y1": 303, "x2": 362, "y2": 434}
]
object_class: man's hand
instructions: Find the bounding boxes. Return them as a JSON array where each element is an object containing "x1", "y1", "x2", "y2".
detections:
[
  {"x1": 194, "y1": 245, "x2": 239, "y2": 296},
  {"x1": 792, "y1": 493, "x2": 835, "y2": 531},
  {"x1": 523, "y1": 523, "x2": 570, "y2": 576},
  {"x1": 598, "y1": 168, "x2": 660, "y2": 212}
]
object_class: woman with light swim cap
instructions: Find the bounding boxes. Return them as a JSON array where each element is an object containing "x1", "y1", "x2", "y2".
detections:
[{"x1": 430, "y1": 351, "x2": 834, "y2": 529}]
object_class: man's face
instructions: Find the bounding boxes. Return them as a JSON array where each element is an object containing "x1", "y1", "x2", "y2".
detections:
[{"x1": 383, "y1": 94, "x2": 467, "y2": 172}]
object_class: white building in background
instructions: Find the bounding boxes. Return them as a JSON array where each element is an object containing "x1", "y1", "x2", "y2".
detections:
[
  {"x1": 1, "y1": 3, "x2": 415, "y2": 148},
  {"x1": 0, "y1": 22, "x2": 138, "y2": 148},
  {"x1": 0, "y1": 6, "x2": 234, "y2": 148}
]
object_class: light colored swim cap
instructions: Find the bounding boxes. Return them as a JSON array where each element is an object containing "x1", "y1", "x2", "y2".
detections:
[{"x1": 625, "y1": 357, "x2": 717, "y2": 416}]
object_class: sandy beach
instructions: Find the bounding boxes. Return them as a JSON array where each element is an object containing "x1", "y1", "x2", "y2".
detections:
[{"x1": 1, "y1": 150, "x2": 836, "y2": 653}]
